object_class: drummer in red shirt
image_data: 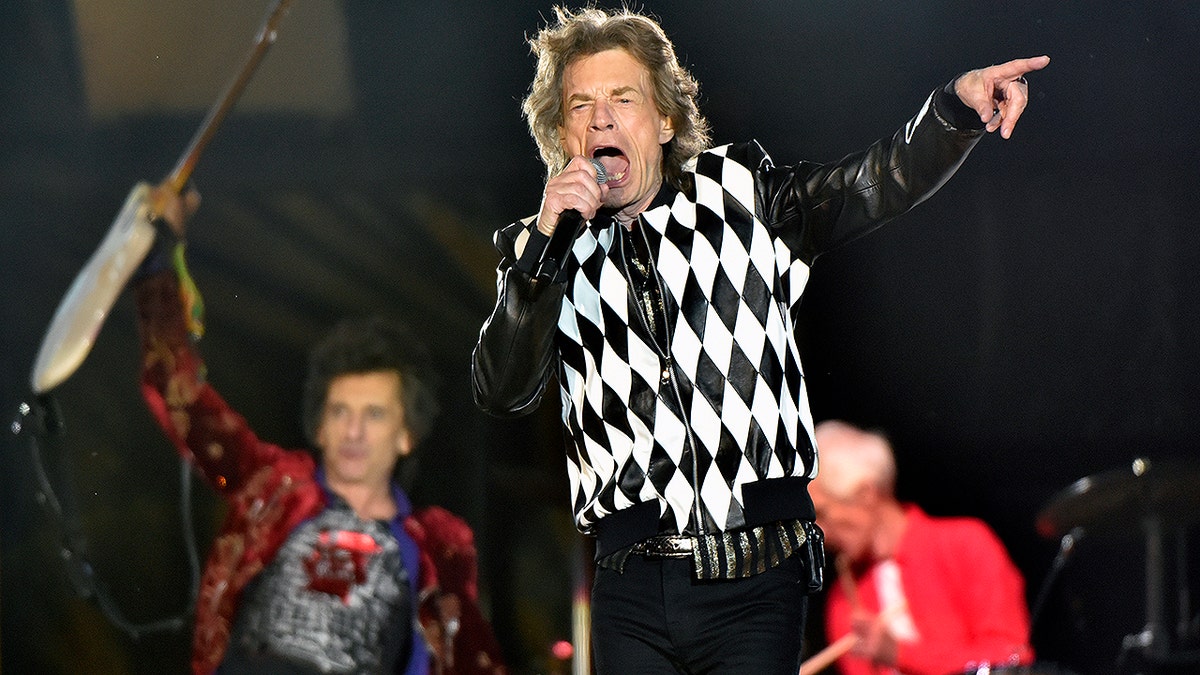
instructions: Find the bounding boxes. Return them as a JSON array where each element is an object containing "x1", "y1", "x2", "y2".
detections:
[{"x1": 809, "y1": 420, "x2": 1034, "y2": 675}]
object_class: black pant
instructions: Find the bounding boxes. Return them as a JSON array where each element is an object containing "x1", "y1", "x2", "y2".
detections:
[{"x1": 591, "y1": 552, "x2": 809, "y2": 674}]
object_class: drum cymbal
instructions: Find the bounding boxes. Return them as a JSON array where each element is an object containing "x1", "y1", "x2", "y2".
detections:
[{"x1": 1035, "y1": 458, "x2": 1200, "y2": 539}]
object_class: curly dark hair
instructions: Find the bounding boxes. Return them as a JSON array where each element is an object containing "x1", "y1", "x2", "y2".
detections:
[
  {"x1": 301, "y1": 316, "x2": 440, "y2": 451},
  {"x1": 522, "y1": 5, "x2": 711, "y2": 191}
]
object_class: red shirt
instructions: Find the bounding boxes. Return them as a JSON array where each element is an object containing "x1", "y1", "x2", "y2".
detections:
[{"x1": 824, "y1": 504, "x2": 1033, "y2": 675}]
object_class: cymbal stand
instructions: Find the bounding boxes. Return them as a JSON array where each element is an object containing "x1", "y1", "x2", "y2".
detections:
[{"x1": 1117, "y1": 513, "x2": 1200, "y2": 674}]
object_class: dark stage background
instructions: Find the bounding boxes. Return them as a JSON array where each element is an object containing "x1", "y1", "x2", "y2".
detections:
[{"x1": 3, "y1": 2, "x2": 1199, "y2": 674}]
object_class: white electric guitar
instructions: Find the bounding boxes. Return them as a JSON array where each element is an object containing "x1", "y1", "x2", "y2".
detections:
[{"x1": 30, "y1": 0, "x2": 294, "y2": 394}]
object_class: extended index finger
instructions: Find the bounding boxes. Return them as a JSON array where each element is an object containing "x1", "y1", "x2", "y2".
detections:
[{"x1": 992, "y1": 55, "x2": 1051, "y2": 80}]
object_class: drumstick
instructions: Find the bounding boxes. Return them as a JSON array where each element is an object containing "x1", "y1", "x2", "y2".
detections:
[
  {"x1": 798, "y1": 633, "x2": 856, "y2": 675},
  {"x1": 798, "y1": 600, "x2": 909, "y2": 675}
]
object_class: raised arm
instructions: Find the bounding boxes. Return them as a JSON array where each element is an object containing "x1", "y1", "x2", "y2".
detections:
[
  {"x1": 133, "y1": 184, "x2": 286, "y2": 494},
  {"x1": 763, "y1": 55, "x2": 1049, "y2": 263}
]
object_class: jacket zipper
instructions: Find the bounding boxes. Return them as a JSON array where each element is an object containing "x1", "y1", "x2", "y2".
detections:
[{"x1": 619, "y1": 222, "x2": 707, "y2": 537}]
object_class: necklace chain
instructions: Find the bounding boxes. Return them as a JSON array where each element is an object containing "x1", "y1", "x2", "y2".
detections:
[{"x1": 626, "y1": 227, "x2": 666, "y2": 345}]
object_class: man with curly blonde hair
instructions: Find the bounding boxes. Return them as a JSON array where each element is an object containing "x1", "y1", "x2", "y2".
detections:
[
  {"x1": 473, "y1": 6, "x2": 1048, "y2": 673},
  {"x1": 521, "y1": 7, "x2": 710, "y2": 193}
]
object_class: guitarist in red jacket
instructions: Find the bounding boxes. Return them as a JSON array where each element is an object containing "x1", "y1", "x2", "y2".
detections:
[{"x1": 133, "y1": 184, "x2": 506, "y2": 675}]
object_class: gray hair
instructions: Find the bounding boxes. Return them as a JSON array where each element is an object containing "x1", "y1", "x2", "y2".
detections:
[{"x1": 813, "y1": 419, "x2": 898, "y2": 499}]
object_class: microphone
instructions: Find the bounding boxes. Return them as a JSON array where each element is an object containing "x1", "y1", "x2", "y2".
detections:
[{"x1": 529, "y1": 158, "x2": 608, "y2": 297}]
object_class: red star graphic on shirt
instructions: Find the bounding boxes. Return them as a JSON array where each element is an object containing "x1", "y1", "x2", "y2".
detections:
[{"x1": 302, "y1": 529, "x2": 383, "y2": 604}]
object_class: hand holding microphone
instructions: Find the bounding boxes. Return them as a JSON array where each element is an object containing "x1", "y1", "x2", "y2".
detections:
[{"x1": 530, "y1": 157, "x2": 608, "y2": 296}]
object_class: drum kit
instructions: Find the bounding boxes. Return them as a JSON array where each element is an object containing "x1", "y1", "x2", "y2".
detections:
[{"x1": 1031, "y1": 457, "x2": 1200, "y2": 675}]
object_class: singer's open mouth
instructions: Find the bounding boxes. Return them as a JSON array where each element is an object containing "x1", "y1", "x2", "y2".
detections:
[{"x1": 591, "y1": 146, "x2": 629, "y2": 184}]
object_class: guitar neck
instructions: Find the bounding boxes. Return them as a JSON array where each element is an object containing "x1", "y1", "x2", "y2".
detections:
[{"x1": 163, "y1": 0, "x2": 295, "y2": 195}]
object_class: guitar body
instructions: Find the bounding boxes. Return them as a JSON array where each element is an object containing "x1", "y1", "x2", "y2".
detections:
[{"x1": 31, "y1": 181, "x2": 157, "y2": 393}]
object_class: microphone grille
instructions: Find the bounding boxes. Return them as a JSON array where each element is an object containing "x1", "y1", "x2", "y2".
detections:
[{"x1": 588, "y1": 158, "x2": 608, "y2": 184}]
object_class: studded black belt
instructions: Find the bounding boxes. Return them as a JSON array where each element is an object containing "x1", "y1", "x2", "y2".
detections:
[{"x1": 629, "y1": 534, "x2": 695, "y2": 558}]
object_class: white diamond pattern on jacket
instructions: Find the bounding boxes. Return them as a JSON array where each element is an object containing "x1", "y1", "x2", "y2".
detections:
[{"x1": 556, "y1": 141, "x2": 816, "y2": 535}]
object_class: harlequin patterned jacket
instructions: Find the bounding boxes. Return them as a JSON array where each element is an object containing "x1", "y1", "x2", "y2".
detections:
[{"x1": 473, "y1": 86, "x2": 984, "y2": 559}]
